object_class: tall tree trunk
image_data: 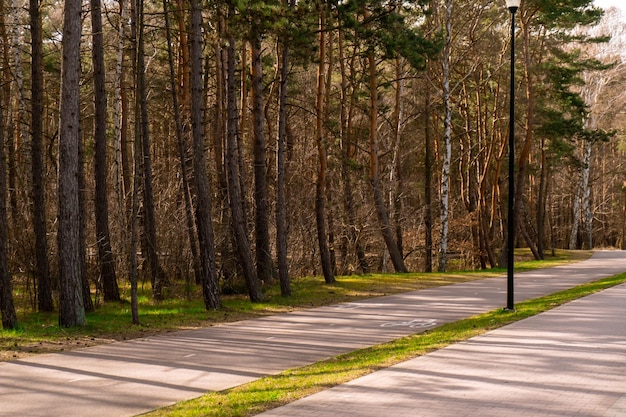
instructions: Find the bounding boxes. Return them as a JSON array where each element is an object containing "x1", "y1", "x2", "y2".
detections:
[
  {"x1": 127, "y1": 0, "x2": 141, "y2": 324},
  {"x1": 113, "y1": 0, "x2": 127, "y2": 220},
  {"x1": 30, "y1": 0, "x2": 53, "y2": 312},
  {"x1": 250, "y1": 34, "x2": 274, "y2": 284},
  {"x1": 0, "y1": 79, "x2": 17, "y2": 329},
  {"x1": 338, "y1": 26, "x2": 367, "y2": 274},
  {"x1": 78, "y1": 127, "x2": 94, "y2": 313},
  {"x1": 58, "y1": 0, "x2": 86, "y2": 327},
  {"x1": 536, "y1": 137, "x2": 548, "y2": 258},
  {"x1": 438, "y1": 0, "x2": 452, "y2": 272},
  {"x1": 424, "y1": 72, "x2": 433, "y2": 273},
  {"x1": 276, "y1": 2, "x2": 292, "y2": 296},
  {"x1": 135, "y1": 0, "x2": 165, "y2": 299},
  {"x1": 581, "y1": 138, "x2": 593, "y2": 249},
  {"x1": 315, "y1": 10, "x2": 335, "y2": 283},
  {"x1": 10, "y1": 0, "x2": 26, "y2": 180},
  {"x1": 0, "y1": 1, "x2": 16, "y2": 259},
  {"x1": 225, "y1": 26, "x2": 263, "y2": 302},
  {"x1": 190, "y1": 0, "x2": 221, "y2": 309},
  {"x1": 390, "y1": 57, "x2": 404, "y2": 259},
  {"x1": 163, "y1": 0, "x2": 201, "y2": 287},
  {"x1": 517, "y1": 13, "x2": 539, "y2": 260},
  {"x1": 91, "y1": 0, "x2": 119, "y2": 302},
  {"x1": 368, "y1": 52, "x2": 407, "y2": 273}
]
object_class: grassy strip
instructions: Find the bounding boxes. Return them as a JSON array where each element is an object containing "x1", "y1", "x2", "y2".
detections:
[
  {"x1": 143, "y1": 271, "x2": 626, "y2": 417},
  {"x1": 1, "y1": 249, "x2": 589, "y2": 360}
]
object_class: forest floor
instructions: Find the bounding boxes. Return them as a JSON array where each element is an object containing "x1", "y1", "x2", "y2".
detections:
[{"x1": 0, "y1": 249, "x2": 593, "y2": 362}]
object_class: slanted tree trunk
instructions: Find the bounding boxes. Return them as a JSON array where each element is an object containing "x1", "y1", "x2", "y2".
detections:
[
  {"x1": 338, "y1": 25, "x2": 367, "y2": 274},
  {"x1": 135, "y1": 0, "x2": 165, "y2": 300},
  {"x1": 0, "y1": 82, "x2": 17, "y2": 329},
  {"x1": 29, "y1": 0, "x2": 53, "y2": 312},
  {"x1": 91, "y1": 0, "x2": 119, "y2": 302},
  {"x1": 58, "y1": 0, "x2": 86, "y2": 327},
  {"x1": 315, "y1": 9, "x2": 335, "y2": 283},
  {"x1": 368, "y1": 52, "x2": 407, "y2": 273},
  {"x1": 189, "y1": 0, "x2": 221, "y2": 309},
  {"x1": 162, "y1": 0, "x2": 201, "y2": 287},
  {"x1": 225, "y1": 22, "x2": 263, "y2": 302}
]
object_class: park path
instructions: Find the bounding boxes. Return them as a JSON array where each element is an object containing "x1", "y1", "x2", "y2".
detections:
[
  {"x1": 257, "y1": 279, "x2": 626, "y2": 417},
  {"x1": 0, "y1": 251, "x2": 625, "y2": 417}
]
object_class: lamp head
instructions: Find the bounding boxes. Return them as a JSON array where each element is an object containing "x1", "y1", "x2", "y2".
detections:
[{"x1": 506, "y1": 0, "x2": 520, "y2": 12}]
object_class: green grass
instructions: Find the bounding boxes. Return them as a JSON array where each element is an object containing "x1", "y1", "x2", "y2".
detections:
[
  {"x1": 0, "y1": 249, "x2": 590, "y2": 360},
  {"x1": 142, "y1": 270, "x2": 626, "y2": 417}
]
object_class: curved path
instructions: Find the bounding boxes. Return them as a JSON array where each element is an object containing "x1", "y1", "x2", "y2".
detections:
[{"x1": 1, "y1": 251, "x2": 625, "y2": 416}]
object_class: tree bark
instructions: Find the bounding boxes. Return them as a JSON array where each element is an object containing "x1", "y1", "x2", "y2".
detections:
[
  {"x1": 135, "y1": 0, "x2": 165, "y2": 299},
  {"x1": 190, "y1": 0, "x2": 221, "y2": 309},
  {"x1": 91, "y1": 0, "x2": 120, "y2": 302},
  {"x1": 424, "y1": 72, "x2": 433, "y2": 272},
  {"x1": 338, "y1": 26, "x2": 367, "y2": 274},
  {"x1": 368, "y1": 52, "x2": 407, "y2": 273},
  {"x1": 225, "y1": 30, "x2": 263, "y2": 302},
  {"x1": 0, "y1": 80, "x2": 17, "y2": 329},
  {"x1": 276, "y1": 3, "x2": 292, "y2": 296},
  {"x1": 30, "y1": 0, "x2": 54, "y2": 312},
  {"x1": 250, "y1": 34, "x2": 274, "y2": 284},
  {"x1": 58, "y1": 0, "x2": 86, "y2": 327},
  {"x1": 163, "y1": 0, "x2": 201, "y2": 287},
  {"x1": 438, "y1": 0, "x2": 452, "y2": 272},
  {"x1": 315, "y1": 10, "x2": 335, "y2": 283}
]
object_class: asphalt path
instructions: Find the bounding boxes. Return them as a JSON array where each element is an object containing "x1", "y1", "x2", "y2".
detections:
[
  {"x1": 1, "y1": 250, "x2": 625, "y2": 416},
  {"x1": 256, "y1": 282, "x2": 626, "y2": 417}
]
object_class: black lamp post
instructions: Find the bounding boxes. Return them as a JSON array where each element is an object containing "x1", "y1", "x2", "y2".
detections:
[{"x1": 506, "y1": 0, "x2": 520, "y2": 311}]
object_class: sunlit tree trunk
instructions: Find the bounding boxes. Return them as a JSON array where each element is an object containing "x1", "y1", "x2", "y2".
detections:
[
  {"x1": 438, "y1": 0, "x2": 452, "y2": 272},
  {"x1": 315, "y1": 9, "x2": 335, "y2": 283}
]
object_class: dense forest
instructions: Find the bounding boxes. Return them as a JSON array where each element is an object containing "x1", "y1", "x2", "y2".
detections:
[{"x1": 1, "y1": 0, "x2": 625, "y2": 328}]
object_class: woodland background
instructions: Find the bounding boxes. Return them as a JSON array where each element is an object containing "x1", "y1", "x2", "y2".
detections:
[{"x1": 1, "y1": 0, "x2": 626, "y2": 327}]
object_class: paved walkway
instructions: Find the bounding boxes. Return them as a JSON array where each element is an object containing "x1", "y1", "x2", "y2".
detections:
[
  {"x1": 257, "y1": 282, "x2": 626, "y2": 417},
  {"x1": 0, "y1": 251, "x2": 625, "y2": 416}
]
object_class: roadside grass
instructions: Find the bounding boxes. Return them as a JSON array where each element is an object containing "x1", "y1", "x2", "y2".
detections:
[
  {"x1": 143, "y1": 271, "x2": 626, "y2": 417},
  {"x1": 0, "y1": 249, "x2": 590, "y2": 360}
]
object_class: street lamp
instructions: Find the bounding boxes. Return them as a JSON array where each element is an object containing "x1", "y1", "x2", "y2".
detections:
[{"x1": 506, "y1": 0, "x2": 519, "y2": 311}]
